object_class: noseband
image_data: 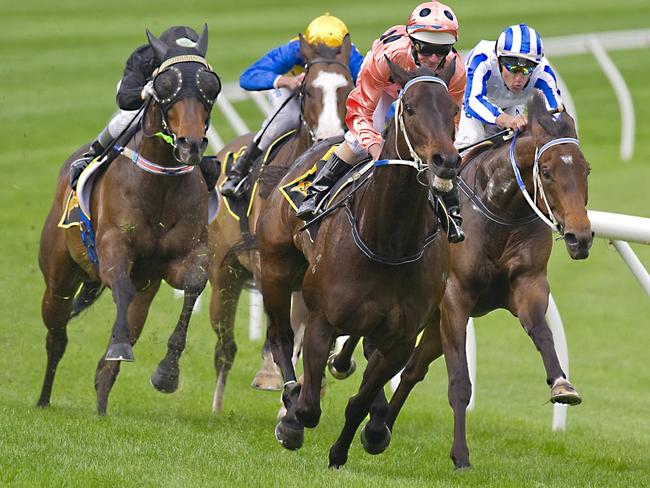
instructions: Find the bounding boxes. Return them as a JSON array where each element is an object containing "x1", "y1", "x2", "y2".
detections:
[{"x1": 509, "y1": 130, "x2": 580, "y2": 234}]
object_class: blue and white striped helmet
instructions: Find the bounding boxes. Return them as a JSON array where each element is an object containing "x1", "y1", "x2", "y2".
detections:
[{"x1": 496, "y1": 24, "x2": 543, "y2": 64}]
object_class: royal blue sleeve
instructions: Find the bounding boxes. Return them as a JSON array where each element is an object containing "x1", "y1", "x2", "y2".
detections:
[
  {"x1": 349, "y1": 44, "x2": 365, "y2": 84},
  {"x1": 239, "y1": 40, "x2": 302, "y2": 91}
]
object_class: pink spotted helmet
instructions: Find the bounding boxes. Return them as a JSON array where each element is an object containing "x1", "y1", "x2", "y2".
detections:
[{"x1": 406, "y1": 1, "x2": 459, "y2": 45}]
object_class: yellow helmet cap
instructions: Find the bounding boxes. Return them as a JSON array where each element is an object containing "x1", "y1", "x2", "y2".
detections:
[{"x1": 304, "y1": 13, "x2": 349, "y2": 48}]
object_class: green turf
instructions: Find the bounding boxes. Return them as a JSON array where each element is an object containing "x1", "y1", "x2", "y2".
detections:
[{"x1": 1, "y1": 0, "x2": 649, "y2": 486}]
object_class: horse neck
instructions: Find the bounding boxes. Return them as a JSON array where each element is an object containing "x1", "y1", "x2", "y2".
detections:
[
  {"x1": 474, "y1": 136, "x2": 537, "y2": 218},
  {"x1": 354, "y1": 135, "x2": 434, "y2": 257}
]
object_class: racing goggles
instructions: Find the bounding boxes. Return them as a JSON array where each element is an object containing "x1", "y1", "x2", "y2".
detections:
[
  {"x1": 412, "y1": 39, "x2": 453, "y2": 57},
  {"x1": 500, "y1": 56, "x2": 538, "y2": 76}
]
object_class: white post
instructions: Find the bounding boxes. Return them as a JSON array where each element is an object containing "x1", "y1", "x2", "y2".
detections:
[
  {"x1": 248, "y1": 288, "x2": 264, "y2": 341},
  {"x1": 587, "y1": 37, "x2": 635, "y2": 161},
  {"x1": 546, "y1": 293, "x2": 569, "y2": 431},
  {"x1": 466, "y1": 318, "x2": 477, "y2": 411}
]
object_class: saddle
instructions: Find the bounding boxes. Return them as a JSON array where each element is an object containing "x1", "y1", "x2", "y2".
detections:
[{"x1": 220, "y1": 130, "x2": 296, "y2": 238}]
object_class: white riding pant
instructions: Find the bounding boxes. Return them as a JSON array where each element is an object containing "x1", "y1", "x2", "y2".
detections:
[
  {"x1": 454, "y1": 104, "x2": 524, "y2": 149},
  {"x1": 255, "y1": 87, "x2": 302, "y2": 151}
]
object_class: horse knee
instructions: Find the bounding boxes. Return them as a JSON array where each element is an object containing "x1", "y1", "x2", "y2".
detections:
[{"x1": 448, "y1": 376, "x2": 472, "y2": 405}]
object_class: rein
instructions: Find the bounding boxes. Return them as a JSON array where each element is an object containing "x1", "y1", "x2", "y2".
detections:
[{"x1": 509, "y1": 130, "x2": 580, "y2": 234}]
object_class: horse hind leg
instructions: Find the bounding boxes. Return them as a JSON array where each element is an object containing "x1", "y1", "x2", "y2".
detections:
[
  {"x1": 210, "y1": 261, "x2": 247, "y2": 414},
  {"x1": 327, "y1": 335, "x2": 360, "y2": 380},
  {"x1": 96, "y1": 280, "x2": 161, "y2": 415},
  {"x1": 37, "y1": 279, "x2": 80, "y2": 408},
  {"x1": 385, "y1": 313, "x2": 443, "y2": 431}
]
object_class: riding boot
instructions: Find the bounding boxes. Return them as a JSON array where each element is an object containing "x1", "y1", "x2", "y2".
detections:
[
  {"x1": 296, "y1": 154, "x2": 350, "y2": 220},
  {"x1": 70, "y1": 140, "x2": 105, "y2": 190},
  {"x1": 199, "y1": 156, "x2": 221, "y2": 192},
  {"x1": 220, "y1": 143, "x2": 262, "y2": 198},
  {"x1": 440, "y1": 184, "x2": 465, "y2": 243}
]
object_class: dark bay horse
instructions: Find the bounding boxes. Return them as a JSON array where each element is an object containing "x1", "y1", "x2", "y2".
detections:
[
  {"x1": 207, "y1": 35, "x2": 354, "y2": 413},
  {"x1": 331, "y1": 93, "x2": 593, "y2": 468},
  {"x1": 256, "y1": 60, "x2": 459, "y2": 467},
  {"x1": 37, "y1": 26, "x2": 221, "y2": 414}
]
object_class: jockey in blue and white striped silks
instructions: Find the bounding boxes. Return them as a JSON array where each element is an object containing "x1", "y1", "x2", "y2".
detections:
[{"x1": 455, "y1": 24, "x2": 564, "y2": 149}]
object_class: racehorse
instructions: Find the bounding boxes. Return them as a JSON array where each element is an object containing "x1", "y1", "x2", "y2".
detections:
[
  {"x1": 329, "y1": 93, "x2": 593, "y2": 468},
  {"x1": 207, "y1": 34, "x2": 354, "y2": 413},
  {"x1": 256, "y1": 59, "x2": 459, "y2": 467},
  {"x1": 37, "y1": 26, "x2": 221, "y2": 414}
]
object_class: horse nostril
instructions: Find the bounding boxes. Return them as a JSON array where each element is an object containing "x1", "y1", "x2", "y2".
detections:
[{"x1": 564, "y1": 233, "x2": 578, "y2": 248}]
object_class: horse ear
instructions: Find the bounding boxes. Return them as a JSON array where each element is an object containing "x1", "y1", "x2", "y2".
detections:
[
  {"x1": 436, "y1": 57, "x2": 456, "y2": 85},
  {"x1": 338, "y1": 34, "x2": 351, "y2": 63},
  {"x1": 196, "y1": 23, "x2": 208, "y2": 57},
  {"x1": 299, "y1": 33, "x2": 316, "y2": 61},
  {"x1": 385, "y1": 55, "x2": 409, "y2": 87},
  {"x1": 527, "y1": 92, "x2": 555, "y2": 138},
  {"x1": 147, "y1": 29, "x2": 168, "y2": 61}
]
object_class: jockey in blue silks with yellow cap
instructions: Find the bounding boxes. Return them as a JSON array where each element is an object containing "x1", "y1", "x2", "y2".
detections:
[{"x1": 221, "y1": 13, "x2": 364, "y2": 198}]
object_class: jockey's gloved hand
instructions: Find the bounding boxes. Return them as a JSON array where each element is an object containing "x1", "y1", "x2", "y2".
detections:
[{"x1": 140, "y1": 80, "x2": 155, "y2": 100}]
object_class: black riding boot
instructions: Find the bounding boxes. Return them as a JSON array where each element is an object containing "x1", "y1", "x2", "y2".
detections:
[
  {"x1": 220, "y1": 144, "x2": 262, "y2": 198},
  {"x1": 440, "y1": 183, "x2": 465, "y2": 243},
  {"x1": 296, "y1": 154, "x2": 350, "y2": 220},
  {"x1": 199, "y1": 156, "x2": 221, "y2": 192},
  {"x1": 70, "y1": 140, "x2": 105, "y2": 190}
]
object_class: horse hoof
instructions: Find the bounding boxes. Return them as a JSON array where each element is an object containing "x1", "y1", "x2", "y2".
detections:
[
  {"x1": 327, "y1": 353, "x2": 357, "y2": 380},
  {"x1": 105, "y1": 343, "x2": 134, "y2": 362},
  {"x1": 150, "y1": 367, "x2": 179, "y2": 393},
  {"x1": 328, "y1": 447, "x2": 348, "y2": 469},
  {"x1": 360, "y1": 424, "x2": 391, "y2": 455},
  {"x1": 550, "y1": 378, "x2": 582, "y2": 405},
  {"x1": 251, "y1": 370, "x2": 283, "y2": 391},
  {"x1": 275, "y1": 418, "x2": 304, "y2": 451}
]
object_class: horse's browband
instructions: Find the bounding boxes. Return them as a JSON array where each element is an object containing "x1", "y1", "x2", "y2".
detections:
[{"x1": 155, "y1": 55, "x2": 211, "y2": 75}]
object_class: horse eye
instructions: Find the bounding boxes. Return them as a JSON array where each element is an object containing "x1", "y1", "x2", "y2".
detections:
[
  {"x1": 540, "y1": 167, "x2": 551, "y2": 179},
  {"x1": 404, "y1": 104, "x2": 414, "y2": 115}
]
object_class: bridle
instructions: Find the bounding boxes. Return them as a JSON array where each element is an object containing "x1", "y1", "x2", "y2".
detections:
[
  {"x1": 298, "y1": 57, "x2": 352, "y2": 141},
  {"x1": 508, "y1": 129, "x2": 580, "y2": 234},
  {"x1": 143, "y1": 54, "x2": 221, "y2": 162}
]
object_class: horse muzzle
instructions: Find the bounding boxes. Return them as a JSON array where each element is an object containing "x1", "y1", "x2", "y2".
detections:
[
  {"x1": 174, "y1": 137, "x2": 208, "y2": 165},
  {"x1": 429, "y1": 152, "x2": 460, "y2": 180},
  {"x1": 563, "y1": 228, "x2": 594, "y2": 260}
]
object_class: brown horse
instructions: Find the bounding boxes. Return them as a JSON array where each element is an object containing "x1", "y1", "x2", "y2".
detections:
[
  {"x1": 207, "y1": 35, "x2": 354, "y2": 413},
  {"x1": 332, "y1": 93, "x2": 593, "y2": 468},
  {"x1": 256, "y1": 60, "x2": 459, "y2": 467},
  {"x1": 37, "y1": 26, "x2": 221, "y2": 414}
]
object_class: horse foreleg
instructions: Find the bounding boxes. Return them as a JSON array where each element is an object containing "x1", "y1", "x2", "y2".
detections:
[
  {"x1": 327, "y1": 335, "x2": 360, "y2": 380},
  {"x1": 294, "y1": 312, "x2": 334, "y2": 429},
  {"x1": 510, "y1": 275, "x2": 581, "y2": 405},
  {"x1": 151, "y1": 252, "x2": 209, "y2": 394},
  {"x1": 209, "y1": 260, "x2": 247, "y2": 413},
  {"x1": 95, "y1": 279, "x2": 161, "y2": 414},
  {"x1": 99, "y1": 239, "x2": 137, "y2": 361},
  {"x1": 440, "y1": 295, "x2": 473, "y2": 469},
  {"x1": 386, "y1": 311, "x2": 443, "y2": 431},
  {"x1": 328, "y1": 340, "x2": 414, "y2": 469}
]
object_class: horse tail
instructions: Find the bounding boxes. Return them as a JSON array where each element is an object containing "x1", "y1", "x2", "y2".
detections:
[{"x1": 69, "y1": 280, "x2": 106, "y2": 319}]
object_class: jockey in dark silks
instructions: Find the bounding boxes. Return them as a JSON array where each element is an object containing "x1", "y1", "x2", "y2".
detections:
[
  {"x1": 70, "y1": 26, "x2": 219, "y2": 191},
  {"x1": 220, "y1": 13, "x2": 364, "y2": 199}
]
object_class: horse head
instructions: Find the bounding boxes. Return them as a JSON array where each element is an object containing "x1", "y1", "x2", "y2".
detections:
[
  {"x1": 298, "y1": 33, "x2": 354, "y2": 141},
  {"x1": 385, "y1": 57, "x2": 460, "y2": 187},
  {"x1": 144, "y1": 24, "x2": 221, "y2": 165},
  {"x1": 527, "y1": 94, "x2": 593, "y2": 259}
]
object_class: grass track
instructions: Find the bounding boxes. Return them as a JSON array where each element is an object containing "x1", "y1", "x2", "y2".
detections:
[{"x1": 1, "y1": 0, "x2": 649, "y2": 486}]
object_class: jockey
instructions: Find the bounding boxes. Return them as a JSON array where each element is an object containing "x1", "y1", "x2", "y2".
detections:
[
  {"x1": 69, "y1": 26, "x2": 219, "y2": 191},
  {"x1": 455, "y1": 24, "x2": 564, "y2": 149},
  {"x1": 296, "y1": 1, "x2": 467, "y2": 243},
  {"x1": 220, "y1": 13, "x2": 365, "y2": 199}
]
